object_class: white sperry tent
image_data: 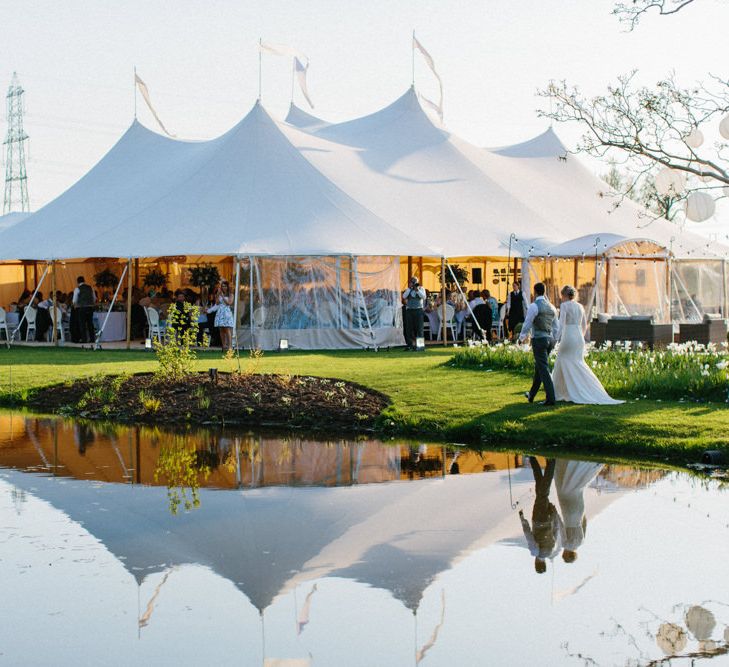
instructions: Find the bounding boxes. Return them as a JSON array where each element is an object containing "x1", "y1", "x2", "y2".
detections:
[
  {"x1": 285, "y1": 88, "x2": 729, "y2": 322},
  {"x1": 2, "y1": 86, "x2": 727, "y2": 349}
]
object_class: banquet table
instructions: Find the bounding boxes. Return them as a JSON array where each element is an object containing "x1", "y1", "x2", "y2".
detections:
[{"x1": 93, "y1": 311, "x2": 127, "y2": 342}]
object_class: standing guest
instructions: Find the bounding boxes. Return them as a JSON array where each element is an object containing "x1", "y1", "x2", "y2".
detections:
[
  {"x1": 34, "y1": 291, "x2": 53, "y2": 341},
  {"x1": 402, "y1": 276, "x2": 426, "y2": 351},
  {"x1": 506, "y1": 281, "x2": 528, "y2": 337},
  {"x1": 72, "y1": 276, "x2": 96, "y2": 343},
  {"x1": 210, "y1": 280, "x2": 234, "y2": 352}
]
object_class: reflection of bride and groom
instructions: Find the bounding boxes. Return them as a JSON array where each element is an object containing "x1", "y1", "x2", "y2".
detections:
[
  {"x1": 519, "y1": 281, "x2": 623, "y2": 406},
  {"x1": 519, "y1": 457, "x2": 603, "y2": 573}
]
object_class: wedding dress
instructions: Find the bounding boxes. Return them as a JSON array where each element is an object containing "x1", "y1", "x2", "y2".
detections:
[
  {"x1": 552, "y1": 300, "x2": 623, "y2": 405},
  {"x1": 554, "y1": 459, "x2": 603, "y2": 551}
]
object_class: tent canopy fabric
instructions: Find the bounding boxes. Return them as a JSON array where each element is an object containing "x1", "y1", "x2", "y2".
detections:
[
  {"x1": 0, "y1": 103, "x2": 434, "y2": 261},
  {"x1": 1, "y1": 87, "x2": 724, "y2": 262}
]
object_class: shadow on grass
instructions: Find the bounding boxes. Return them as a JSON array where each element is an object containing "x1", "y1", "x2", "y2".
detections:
[{"x1": 382, "y1": 384, "x2": 729, "y2": 465}]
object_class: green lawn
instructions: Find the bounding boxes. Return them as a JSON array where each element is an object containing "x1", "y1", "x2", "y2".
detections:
[{"x1": 1, "y1": 346, "x2": 728, "y2": 465}]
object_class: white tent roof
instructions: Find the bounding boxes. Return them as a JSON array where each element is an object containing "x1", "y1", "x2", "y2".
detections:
[
  {"x1": 286, "y1": 89, "x2": 557, "y2": 257},
  {"x1": 289, "y1": 92, "x2": 725, "y2": 259},
  {"x1": 0, "y1": 211, "x2": 31, "y2": 233},
  {"x1": 0, "y1": 103, "x2": 434, "y2": 261},
  {"x1": 484, "y1": 128, "x2": 726, "y2": 259},
  {"x1": 2, "y1": 89, "x2": 724, "y2": 262}
]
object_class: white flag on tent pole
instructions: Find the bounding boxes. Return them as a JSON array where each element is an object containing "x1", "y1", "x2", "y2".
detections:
[
  {"x1": 412, "y1": 35, "x2": 443, "y2": 120},
  {"x1": 294, "y1": 58, "x2": 314, "y2": 109},
  {"x1": 134, "y1": 73, "x2": 176, "y2": 137},
  {"x1": 258, "y1": 40, "x2": 308, "y2": 64}
]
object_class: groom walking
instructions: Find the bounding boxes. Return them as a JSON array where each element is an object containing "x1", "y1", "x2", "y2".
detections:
[{"x1": 519, "y1": 282, "x2": 559, "y2": 406}]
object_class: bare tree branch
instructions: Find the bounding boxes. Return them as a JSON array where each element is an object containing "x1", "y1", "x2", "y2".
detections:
[
  {"x1": 613, "y1": 0, "x2": 700, "y2": 30},
  {"x1": 537, "y1": 72, "x2": 729, "y2": 223}
]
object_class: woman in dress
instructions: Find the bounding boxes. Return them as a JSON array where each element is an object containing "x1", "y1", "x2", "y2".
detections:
[
  {"x1": 553, "y1": 285, "x2": 623, "y2": 405},
  {"x1": 554, "y1": 459, "x2": 604, "y2": 562},
  {"x1": 210, "y1": 279, "x2": 234, "y2": 352}
]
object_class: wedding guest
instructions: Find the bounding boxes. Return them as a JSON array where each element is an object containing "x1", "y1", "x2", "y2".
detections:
[
  {"x1": 72, "y1": 276, "x2": 96, "y2": 343},
  {"x1": 402, "y1": 276, "x2": 426, "y2": 351},
  {"x1": 210, "y1": 279, "x2": 234, "y2": 352},
  {"x1": 506, "y1": 281, "x2": 528, "y2": 337}
]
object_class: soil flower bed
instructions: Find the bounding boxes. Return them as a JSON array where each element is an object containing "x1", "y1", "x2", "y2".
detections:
[{"x1": 28, "y1": 372, "x2": 388, "y2": 431}]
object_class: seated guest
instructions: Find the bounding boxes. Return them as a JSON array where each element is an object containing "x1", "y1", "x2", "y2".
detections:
[
  {"x1": 468, "y1": 290, "x2": 485, "y2": 310},
  {"x1": 482, "y1": 289, "x2": 500, "y2": 330}
]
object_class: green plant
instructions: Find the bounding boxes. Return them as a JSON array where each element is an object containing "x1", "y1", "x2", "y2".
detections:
[
  {"x1": 143, "y1": 268, "x2": 168, "y2": 290},
  {"x1": 93, "y1": 268, "x2": 120, "y2": 290},
  {"x1": 188, "y1": 264, "x2": 221, "y2": 291},
  {"x1": 438, "y1": 264, "x2": 469, "y2": 291},
  {"x1": 138, "y1": 390, "x2": 161, "y2": 413},
  {"x1": 153, "y1": 302, "x2": 203, "y2": 381}
]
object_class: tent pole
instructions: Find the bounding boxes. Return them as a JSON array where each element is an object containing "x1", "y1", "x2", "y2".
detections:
[
  {"x1": 249, "y1": 256, "x2": 254, "y2": 350},
  {"x1": 126, "y1": 258, "x2": 133, "y2": 350},
  {"x1": 95, "y1": 262, "x2": 128, "y2": 350},
  {"x1": 447, "y1": 261, "x2": 482, "y2": 340},
  {"x1": 440, "y1": 256, "x2": 447, "y2": 346},
  {"x1": 10, "y1": 263, "x2": 50, "y2": 345},
  {"x1": 232, "y1": 256, "x2": 241, "y2": 352},
  {"x1": 51, "y1": 261, "x2": 58, "y2": 346},
  {"x1": 407, "y1": 256, "x2": 413, "y2": 282},
  {"x1": 720, "y1": 258, "x2": 728, "y2": 320}
]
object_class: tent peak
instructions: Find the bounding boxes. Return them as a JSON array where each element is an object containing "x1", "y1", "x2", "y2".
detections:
[{"x1": 490, "y1": 127, "x2": 569, "y2": 159}]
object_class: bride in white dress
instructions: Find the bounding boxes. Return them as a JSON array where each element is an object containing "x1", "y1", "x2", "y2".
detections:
[{"x1": 553, "y1": 285, "x2": 623, "y2": 405}]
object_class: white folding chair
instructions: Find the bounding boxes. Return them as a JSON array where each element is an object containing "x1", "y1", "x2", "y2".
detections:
[
  {"x1": 24, "y1": 307, "x2": 37, "y2": 341},
  {"x1": 48, "y1": 306, "x2": 65, "y2": 342},
  {"x1": 436, "y1": 304, "x2": 457, "y2": 341},
  {"x1": 145, "y1": 307, "x2": 166, "y2": 342},
  {"x1": 0, "y1": 307, "x2": 9, "y2": 342}
]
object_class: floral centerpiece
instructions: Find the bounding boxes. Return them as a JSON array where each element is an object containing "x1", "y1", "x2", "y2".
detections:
[
  {"x1": 188, "y1": 264, "x2": 221, "y2": 303},
  {"x1": 143, "y1": 268, "x2": 168, "y2": 292}
]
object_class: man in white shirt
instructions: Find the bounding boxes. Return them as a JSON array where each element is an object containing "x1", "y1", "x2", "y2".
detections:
[{"x1": 519, "y1": 282, "x2": 560, "y2": 405}]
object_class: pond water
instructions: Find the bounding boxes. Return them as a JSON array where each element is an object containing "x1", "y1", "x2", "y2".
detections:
[{"x1": 1, "y1": 412, "x2": 728, "y2": 667}]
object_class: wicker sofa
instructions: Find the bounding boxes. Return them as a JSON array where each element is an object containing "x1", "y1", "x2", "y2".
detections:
[
  {"x1": 590, "y1": 315, "x2": 673, "y2": 349},
  {"x1": 678, "y1": 315, "x2": 728, "y2": 346}
]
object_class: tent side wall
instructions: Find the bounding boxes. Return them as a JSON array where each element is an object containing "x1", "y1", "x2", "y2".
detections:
[{"x1": 235, "y1": 255, "x2": 405, "y2": 351}]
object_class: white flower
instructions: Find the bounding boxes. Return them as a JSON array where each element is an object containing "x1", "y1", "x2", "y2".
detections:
[
  {"x1": 701, "y1": 369, "x2": 710, "y2": 377},
  {"x1": 716, "y1": 361, "x2": 728, "y2": 370}
]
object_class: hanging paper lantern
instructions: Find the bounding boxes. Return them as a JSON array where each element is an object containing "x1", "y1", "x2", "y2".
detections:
[
  {"x1": 685, "y1": 605, "x2": 716, "y2": 640},
  {"x1": 655, "y1": 168, "x2": 686, "y2": 196},
  {"x1": 685, "y1": 128, "x2": 704, "y2": 148},
  {"x1": 685, "y1": 192, "x2": 716, "y2": 222},
  {"x1": 656, "y1": 623, "x2": 687, "y2": 656},
  {"x1": 720, "y1": 114, "x2": 729, "y2": 140}
]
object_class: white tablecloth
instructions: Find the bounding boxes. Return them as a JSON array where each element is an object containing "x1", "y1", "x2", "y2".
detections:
[
  {"x1": 93, "y1": 311, "x2": 126, "y2": 342},
  {"x1": 5, "y1": 312, "x2": 19, "y2": 328}
]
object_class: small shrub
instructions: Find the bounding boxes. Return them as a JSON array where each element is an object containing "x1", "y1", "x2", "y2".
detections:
[
  {"x1": 138, "y1": 390, "x2": 161, "y2": 413},
  {"x1": 154, "y1": 302, "x2": 202, "y2": 381}
]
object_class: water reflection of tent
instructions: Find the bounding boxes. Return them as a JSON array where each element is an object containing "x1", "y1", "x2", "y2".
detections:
[{"x1": 5, "y1": 466, "x2": 537, "y2": 613}]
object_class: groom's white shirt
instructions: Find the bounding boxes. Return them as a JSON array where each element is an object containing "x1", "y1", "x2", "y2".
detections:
[{"x1": 518, "y1": 296, "x2": 560, "y2": 343}]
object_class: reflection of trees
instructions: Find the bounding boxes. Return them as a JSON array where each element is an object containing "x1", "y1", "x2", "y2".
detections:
[
  {"x1": 565, "y1": 603, "x2": 729, "y2": 665},
  {"x1": 153, "y1": 435, "x2": 210, "y2": 515}
]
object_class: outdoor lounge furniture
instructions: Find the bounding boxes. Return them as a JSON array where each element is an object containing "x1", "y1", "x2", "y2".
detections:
[
  {"x1": 678, "y1": 315, "x2": 729, "y2": 346},
  {"x1": 590, "y1": 316, "x2": 673, "y2": 348}
]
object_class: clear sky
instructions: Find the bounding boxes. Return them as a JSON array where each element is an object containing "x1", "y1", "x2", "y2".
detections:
[{"x1": 2, "y1": 0, "x2": 728, "y2": 211}]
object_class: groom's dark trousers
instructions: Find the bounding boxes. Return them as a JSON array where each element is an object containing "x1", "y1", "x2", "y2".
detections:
[{"x1": 529, "y1": 336, "x2": 556, "y2": 403}]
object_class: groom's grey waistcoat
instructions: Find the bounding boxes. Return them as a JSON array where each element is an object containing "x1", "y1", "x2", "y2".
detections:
[{"x1": 532, "y1": 299, "x2": 555, "y2": 339}]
